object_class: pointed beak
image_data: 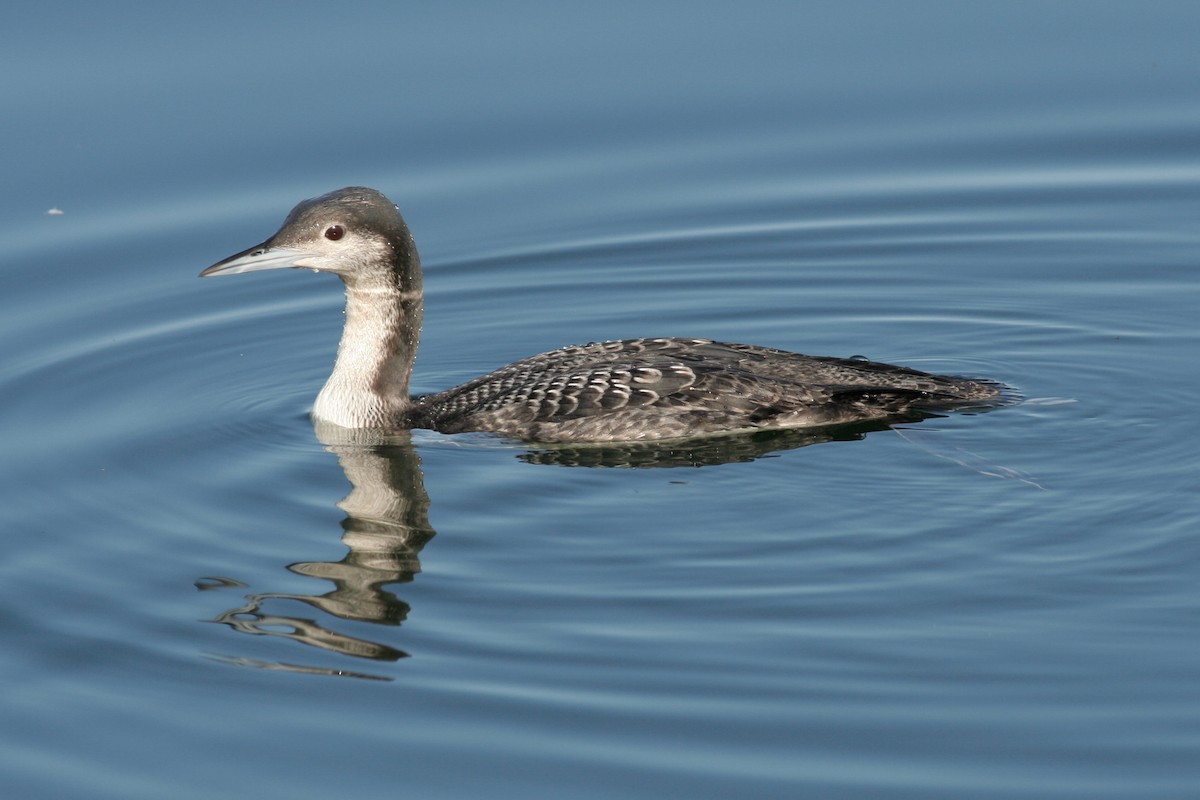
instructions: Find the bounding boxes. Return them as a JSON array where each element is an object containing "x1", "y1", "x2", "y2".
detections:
[{"x1": 200, "y1": 242, "x2": 319, "y2": 277}]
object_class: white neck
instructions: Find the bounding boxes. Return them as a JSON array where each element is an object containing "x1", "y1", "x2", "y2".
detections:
[{"x1": 312, "y1": 283, "x2": 423, "y2": 428}]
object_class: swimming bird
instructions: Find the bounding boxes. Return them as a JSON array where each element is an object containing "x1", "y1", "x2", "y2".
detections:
[{"x1": 201, "y1": 187, "x2": 1002, "y2": 442}]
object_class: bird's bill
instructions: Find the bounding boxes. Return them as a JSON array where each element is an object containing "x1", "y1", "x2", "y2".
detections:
[{"x1": 200, "y1": 243, "x2": 318, "y2": 277}]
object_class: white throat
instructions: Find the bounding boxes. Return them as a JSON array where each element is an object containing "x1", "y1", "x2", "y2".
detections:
[{"x1": 312, "y1": 284, "x2": 423, "y2": 428}]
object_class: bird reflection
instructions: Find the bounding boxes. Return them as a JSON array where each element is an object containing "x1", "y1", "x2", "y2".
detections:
[
  {"x1": 518, "y1": 419, "x2": 904, "y2": 467},
  {"x1": 200, "y1": 414, "x2": 951, "y2": 678},
  {"x1": 202, "y1": 425, "x2": 434, "y2": 678}
]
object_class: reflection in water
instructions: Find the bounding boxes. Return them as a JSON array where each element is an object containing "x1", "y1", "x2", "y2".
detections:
[
  {"x1": 200, "y1": 414, "x2": 996, "y2": 678},
  {"x1": 203, "y1": 428, "x2": 435, "y2": 679},
  {"x1": 519, "y1": 420, "x2": 900, "y2": 468}
]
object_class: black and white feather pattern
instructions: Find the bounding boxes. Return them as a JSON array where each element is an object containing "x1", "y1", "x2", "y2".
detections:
[{"x1": 410, "y1": 338, "x2": 1001, "y2": 442}]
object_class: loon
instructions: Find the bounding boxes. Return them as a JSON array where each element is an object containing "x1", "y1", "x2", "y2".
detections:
[{"x1": 201, "y1": 187, "x2": 1002, "y2": 443}]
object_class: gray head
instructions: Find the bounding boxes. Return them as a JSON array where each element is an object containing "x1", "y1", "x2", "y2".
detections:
[{"x1": 200, "y1": 187, "x2": 421, "y2": 293}]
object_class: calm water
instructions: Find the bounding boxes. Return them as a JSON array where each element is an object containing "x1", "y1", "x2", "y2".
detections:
[{"x1": 4, "y1": 3, "x2": 1200, "y2": 798}]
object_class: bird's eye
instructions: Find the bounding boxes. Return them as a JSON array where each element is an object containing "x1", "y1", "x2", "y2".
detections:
[{"x1": 324, "y1": 225, "x2": 345, "y2": 241}]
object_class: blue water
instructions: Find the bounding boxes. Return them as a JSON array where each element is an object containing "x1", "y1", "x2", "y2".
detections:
[{"x1": 4, "y1": 2, "x2": 1200, "y2": 798}]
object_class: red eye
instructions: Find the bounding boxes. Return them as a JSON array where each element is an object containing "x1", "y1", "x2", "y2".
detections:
[{"x1": 324, "y1": 225, "x2": 345, "y2": 241}]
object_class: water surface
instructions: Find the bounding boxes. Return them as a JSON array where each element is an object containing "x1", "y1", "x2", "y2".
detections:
[{"x1": 3, "y1": 3, "x2": 1199, "y2": 798}]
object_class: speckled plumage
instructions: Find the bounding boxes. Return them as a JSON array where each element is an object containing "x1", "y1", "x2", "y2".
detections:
[
  {"x1": 409, "y1": 338, "x2": 1000, "y2": 441},
  {"x1": 203, "y1": 187, "x2": 1003, "y2": 443}
]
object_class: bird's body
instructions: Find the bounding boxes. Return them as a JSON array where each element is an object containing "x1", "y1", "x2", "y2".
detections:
[
  {"x1": 202, "y1": 187, "x2": 1002, "y2": 443},
  {"x1": 407, "y1": 337, "x2": 998, "y2": 442}
]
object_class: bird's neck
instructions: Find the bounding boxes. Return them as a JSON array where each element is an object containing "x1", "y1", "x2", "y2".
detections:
[{"x1": 313, "y1": 282, "x2": 423, "y2": 428}]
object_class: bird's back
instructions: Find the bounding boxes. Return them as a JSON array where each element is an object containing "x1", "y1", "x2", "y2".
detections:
[{"x1": 408, "y1": 338, "x2": 1002, "y2": 442}]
